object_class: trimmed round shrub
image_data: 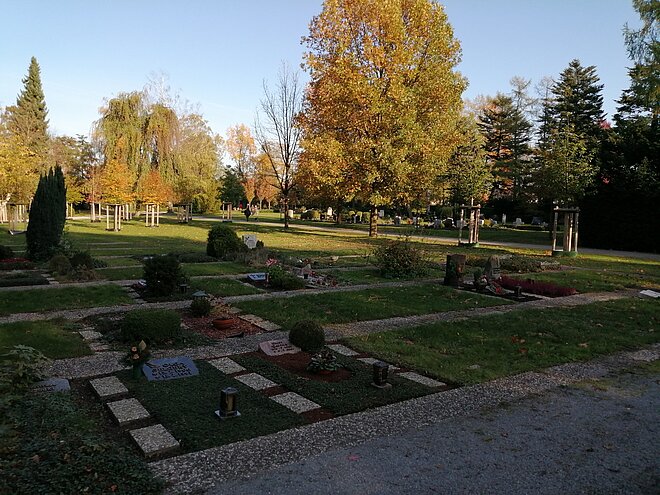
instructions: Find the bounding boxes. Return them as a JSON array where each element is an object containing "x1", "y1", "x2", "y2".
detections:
[
  {"x1": 206, "y1": 224, "x2": 245, "y2": 259},
  {"x1": 190, "y1": 297, "x2": 212, "y2": 317},
  {"x1": 0, "y1": 245, "x2": 14, "y2": 260},
  {"x1": 48, "y1": 254, "x2": 72, "y2": 275},
  {"x1": 267, "y1": 265, "x2": 306, "y2": 290},
  {"x1": 69, "y1": 250, "x2": 95, "y2": 270},
  {"x1": 120, "y1": 309, "x2": 182, "y2": 343},
  {"x1": 288, "y1": 320, "x2": 325, "y2": 352},
  {"x1": 143, "y1": 255, "x2": 184, "y2": 296},
  {"x1": 373, "y1": 239, "x2": 428, "y2": 278}
]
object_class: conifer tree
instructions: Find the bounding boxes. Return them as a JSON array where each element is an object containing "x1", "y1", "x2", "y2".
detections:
[
  {"x1": 26, "y1": 166, "x2": 66, "y2": 260},
  {"x1": 6, "y1": 57, "x2": 49, "y2": 157}
]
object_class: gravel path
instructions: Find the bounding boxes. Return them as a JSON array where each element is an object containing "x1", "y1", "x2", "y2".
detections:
[{"x1": 151, "y1": 346, "x2": 659, "y2": 494}]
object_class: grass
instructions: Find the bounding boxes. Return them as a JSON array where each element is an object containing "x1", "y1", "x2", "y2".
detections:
[
  {"x1": 183, "y1": 261, "x2": 252, "y2": 276},
  {"x1": 190, "y1": 277, "x2": 262, "y2": 297},
  {"x1": 346, "y1": 298, "x2": 659, "y2": 386},
  {"x1": 233, "y1": 352, "x2": 432, "y2": 415},
  {"x1": 233, "y1": 283, "x2": 508, "y2": 327},
  {"x1": 328, "y1": 266, "x2": 444, "y2": 285},
  {"x1": 0, "y1": 319, "x2": 91, "y2": 358},
  {"x1": 506, "y1": 270, "x2": 658, "y2": 293},
  {"x1": 0, "y1": 285, "x2": 134, "y2": 315},
  {"x1": 120, "y1": 361, "x2": 304, "y2": 452},
  {"x1": 97, "y1": 266, "x2": 143, "y2": 280}
]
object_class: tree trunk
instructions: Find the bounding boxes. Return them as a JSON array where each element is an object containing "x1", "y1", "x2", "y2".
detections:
[
  {"x1": 369, "y1": 205, "x2": 378, "y2": 237},
  {"x1": 283, "y1": 196, "x2": 289, "y2": 229}
]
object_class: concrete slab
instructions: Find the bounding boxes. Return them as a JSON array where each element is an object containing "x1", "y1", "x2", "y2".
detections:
[
  {"x1": 270, "y1": 392, "x2": 320, "y2": 413},
  {"x1": 239, "y1": 314, "x2": 281, "y2": 332},
  {"x1": 107, "y1": 398, "x2": 150, "y2": 426},
  {"x1": 397, "y1": 372, "x2": 446, "y2": 388},
  {"x1": 327, "y1": 344, "x2": 359, "y2": 356},
  {"x1": 130, "y1": 424, "x2": 180, "y2": 458},
  {"x1": 90, "y1": 376, "x2": 128, "y2": 398},
  {"x1": 208, "y1": 357, "x2": 246, "y2": 374},
  {"x1": 79, "y1": 330, "x2": 103, "y2": 341},
  {"x1": 234, "y1": 372, "x2": 278, "y2": 390}
]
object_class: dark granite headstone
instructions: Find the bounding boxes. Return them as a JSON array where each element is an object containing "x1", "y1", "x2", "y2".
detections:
[
  {"x1": 143, "y1": 357, "x2": 199, "y2": 382},
  {"x1": 444, "y1": 254, "x2": 466, "y2": 287},
  {"x1": 33, "y1": 377, "x2": 70, "y2": 394}
]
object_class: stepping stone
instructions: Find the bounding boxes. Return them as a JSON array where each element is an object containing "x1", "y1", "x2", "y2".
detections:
[
  {"x1": 89, "y1": 342, "x2": 112, "y2": 352},
  {"x1": 234, "y1": 372, "x2": 278, "y2": 390},
  {"x1": 90, "y1": 376, "x2": 128, "y2": 399},
  {"x1": 79, "y1": 330, "x2": 103, "y2": 341},
  {"x1": 270, "y1": 392, "x2": 320, "y2": 413},
  {"x1": 208, "y1": 357, "x2": 246, "y2": 374},
  {"x1": 327, "y1": 344, "x2": 359, "y2": 356},
  {"x1": 357, "y1": 357, "x2": 399, "y2": 370},
  {"x1": 129, "y1": 424, "x2": 180, "y2": 458},
  {"x1": 397, "y1": 372, "x2": 446, "y2": 388},
  {"x1": 107, "y1": 398, "x2": 150, "y2": 426},
  {"x1": 238, "y1": 314, "x2": 281, "y2": 332},
  {"x1": 626, "y1": 349, "x2": 658, "y2": 362}
]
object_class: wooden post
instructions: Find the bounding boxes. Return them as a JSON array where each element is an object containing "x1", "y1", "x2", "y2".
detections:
[
  {"x1": 458, "y1": 207, "x2": 465, "y2": 244},
  {"x1": 156, "y1": 204, "x2": 160, "y2": 226},
  {"x1": 552, "y1": 208, "x2": 558, "y2": 252},
  {"x1": 573, "y1": 211, "x2": 579, "y2": 254},
  {"x1": 106, "y1": 205, "x2": 110, "y2": 230}
]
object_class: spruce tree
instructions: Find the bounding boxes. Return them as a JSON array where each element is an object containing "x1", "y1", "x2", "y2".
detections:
[
  {"x1": 26, "y1": 166, "x2": 66, "y2": 261},
  {"x1": 6, "y1": 57, "x2": 49, "y2": 156}
]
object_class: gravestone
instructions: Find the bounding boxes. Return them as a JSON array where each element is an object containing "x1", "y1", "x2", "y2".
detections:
[
  {"x1": 378, "y1": 209, "x2": 385, "y2": 218},
  {"x1": 242, "y1": 234, "x2": 257, "y2": 249},
  {"x1": 502, "y1": 213, "x2": 507, "y2": 225},
  {"x1": 248, "y1": 272, "x2": 267, "y2": 282},
  {"x1": 326, "y1": 207, "x2": 333, "y2": 217},
  {"x1": 514, "y1": 218, "x2": 523, "y2": 227},
  {"x1": 484, "y1": 256, "x2": 501, "y2": 281},
  {"x1": 394, "y1": 216, "x2": 401, "y2": 226},
  {"x1": 142, "y1": 357, "x2": 199, "y2": 382},
  {"x1": 259, "y1": 339, "x2": 300, "y2": 356},
  {"x1": 33, "y1": 377, "x2": 70, "y2": 394}
]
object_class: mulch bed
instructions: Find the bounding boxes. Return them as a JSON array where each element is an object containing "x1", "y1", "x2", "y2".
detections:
[
  {"x1": 248, "y1": 351, "x2": 353, "y2": 383},
  {"x1": 181, "y1": 312, "x2": 264, "y2": 339}
]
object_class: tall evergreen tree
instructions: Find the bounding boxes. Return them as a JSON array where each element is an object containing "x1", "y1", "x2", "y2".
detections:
[
  {"x1": 6, "y1": 57, "x2": 49, "y2": 156},
  {"x1": 26, "y1": 166, "x2": 66, "y2": 261}
]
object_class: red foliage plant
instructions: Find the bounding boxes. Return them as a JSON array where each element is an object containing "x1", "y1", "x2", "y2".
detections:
[{"x1": 498, "y1": 275, "x2": 577, "y2": 297}]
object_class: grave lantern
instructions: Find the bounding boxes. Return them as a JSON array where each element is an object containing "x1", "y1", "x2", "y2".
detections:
[
  {"x1": 372, "y1": 361, "x2": 392, "y2": 389},
  {"x1": 215, "y1": 387, "x2": 240, "y2": 419},
  {"x1": 514, "y1": 286, "x2": 523, "y2": 299},
  {"x1": 192, "y1": 290, "x2": 208, "y2": 301}
]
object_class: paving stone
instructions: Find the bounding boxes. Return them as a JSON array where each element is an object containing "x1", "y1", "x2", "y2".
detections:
[
  {"x1": 626, "y1": 349, "x2": 658, "y2": 362},
  {"x1": 130, "y1": 424, "x2": 180, "y2": 458},
  {"x1": 357, "y1": 357, "x2": 399, "y2": 370},
  {"x1": 270, "y1": 392, "x2": 320, "y2": 413},
  {"x1": 327, "y1": 344, "x2": 359, "y2": 356},
  {"x1": 79, "y1": 330, "x2": 103, "y2": 341},
  {"x1": 208, "y1": 357, "x2": 246, "y2": 374},
  {"x1": 107, "y1": 398, "x2": 150, "y2": 426},
  {"x1": 90, "y1": 376, "x2": 128, "y2": 398},
  {"x1": 234, "y1": 372, "x2": 278, "y2": 390},
  {"x1": 89, "y1": 342, "x2": 112, "y2": 352},
  {"x1": 239, "y1": 314, "x2": 281, "y2": 332},
  {"x1": 397, "y1": 371, "x2": 446, "y2": 388}
]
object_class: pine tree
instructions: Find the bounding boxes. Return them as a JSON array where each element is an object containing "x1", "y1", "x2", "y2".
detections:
[
  {"x1": 6, "y1": 57, "x2": 49, "y2": 156},
  {"x1": 26, "y1": 166, "x2": 66, "y2": 260}
]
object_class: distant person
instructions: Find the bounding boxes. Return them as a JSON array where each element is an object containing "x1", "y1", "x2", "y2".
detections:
[{"x1": 244, "y1": 207, "x2": 251, "y2": 221}]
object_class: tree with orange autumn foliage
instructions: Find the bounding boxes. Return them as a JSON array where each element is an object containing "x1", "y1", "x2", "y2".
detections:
[
  {"x1": 300, "y1": 0, "x2": 466, "y2": 236},
  {"x1": 98, "y1": 160, "x2": 134, "y2": 204},
  {"x1": 136, "y1": 169, "x2": 174, "y2": 205}
]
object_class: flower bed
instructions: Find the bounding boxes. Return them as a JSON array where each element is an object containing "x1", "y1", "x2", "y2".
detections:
[
  {"x1": 0, "y1": 258, "x2": 35, "y2": 270},
  {"x1": 498, "y1": 275, "x2": 577, "y2": 297}
]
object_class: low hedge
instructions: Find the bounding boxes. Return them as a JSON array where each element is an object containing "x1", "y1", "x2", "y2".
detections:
[{"x1": 120, "y1": 309, "x2": 182, "y2": 343}]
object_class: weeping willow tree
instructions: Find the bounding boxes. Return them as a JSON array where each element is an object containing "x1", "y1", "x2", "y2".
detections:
[{"x1": 143, "y1": 103, "x2": 179, "y2": 181}]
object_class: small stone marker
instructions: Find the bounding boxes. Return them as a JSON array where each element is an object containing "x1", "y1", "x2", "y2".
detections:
[
  {"x1": 397, "y1": 371, "x2": 446, "y2": 388},
  {"x1": 143, "y1": 357, "x2": 199, "y2": 382},
  {"x1": 33, "y1": 377, "x2": 70, "y2": 394},
  {"x1": 247, "y1": 273, "x2": 267, "y2": 282},
  {"x1": 79, "y1": 330, "x2": 103, "y2": 341},
  {"x1": 107, "y1": 398, "x2": 150, "y2": 426},
  {"x1": 259, "y1": 339, "x2": 300, "y2": 356},
  {"x1": 90, "y1": 376, "x2": 128, "y2": 398},
  {"x1": 129, "y1": 424, "x2": 180, "y2": 457},
  {"x1": 208, "y1": 357, "x2": 246, "y2": 374},
  {"x1": 239, "y1": 314, "x2": 281, "y2": 332},
  {"x1": 242, "y1": 234, "x2": 257, "y2": 249},
  {"x1": 326, "y1": 344, "x2": 359, "y2": 356},
  {"x1": 234, "y1": 372, "x2": 278, "y2": 390},
  {"x1": 270, "y1": 392, "x2": 320, "y2": 413}
]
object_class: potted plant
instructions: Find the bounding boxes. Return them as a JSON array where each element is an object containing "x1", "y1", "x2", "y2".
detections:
[
  {"x1": 306, "y1": 349, "x2": 340, "y2": 374},
  {"x1": 127, "y1": 340, "x2": 150, "y2": 379}
]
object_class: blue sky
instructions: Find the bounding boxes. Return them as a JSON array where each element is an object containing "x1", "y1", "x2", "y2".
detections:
[{"x1": 0, "y1": 1, "x2": 640, "y2": 139}]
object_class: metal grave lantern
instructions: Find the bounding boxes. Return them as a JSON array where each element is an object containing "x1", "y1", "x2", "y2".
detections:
[
  {"x1": 215, "y1": 387, "x2": 240, "y2": 419},
  {"x1": 192, "y1": 290, "x2": 209, "y2": 301},
  {"x1": 372, "y1": 361, "x2": 392, "y2": 389}
]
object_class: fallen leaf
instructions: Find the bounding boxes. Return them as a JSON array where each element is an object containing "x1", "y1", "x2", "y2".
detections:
[{"x1": 578, "y1": 343, "x2": 589, "y2": 348}]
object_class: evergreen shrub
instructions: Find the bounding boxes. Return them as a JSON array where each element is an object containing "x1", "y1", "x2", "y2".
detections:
[
  {"x1": 120, "y1": 309, "x2": 181, "y2": 343},
  {"x1": 288, "y1": 320, "x2": 325, "y2": 352},
  {"x1": 48, "y1": 254, "x2": 72, "y2": 275},
  {"x1": 267, "y1": 265, "x2": 305, "y2": 290},
  {"x1": 190, "y1": 297, "x2": 212, "y2": 317},
  {"x1": 373, "y1": 238, "x2": 428, "y2": 278},
  {"x1": 206, "y1": 224, "x2": 245, "y2": 259},
  {"x1": 143, "y1": 255, "x2": 184, "y2": 296},
  {"x1": 26, "y1": 166, "x2": 66, "y2": 261}
]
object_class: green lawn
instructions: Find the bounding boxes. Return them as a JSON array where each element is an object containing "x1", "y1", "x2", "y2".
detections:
[
  {"x1": 0, "y1": 319, "x2": 91, "y2": 358},
  {"x1": 328, "y1": 267, "x2": 444, "y2": 285},
  {"x1": 120, "y1": 361, "x2": 304, "y2": 452},
  {"x1": 234, "y1": 284, "x2": 508, "y2": 328},
  {"x1": 347, "y1": 298, "x2": 659, "y2": 386},
  {"x1": 97, "y1": 266, "x2": 144, "y2": 280},
  {"x1": 183, "y1": 261, "x2": 252, "y2": 276},
  {"x1": 0, "y1": 285, "x2": 134, "y2": 315},
  {"x1": 191, "y1": 277, "x2": 262, "y2": 297}
]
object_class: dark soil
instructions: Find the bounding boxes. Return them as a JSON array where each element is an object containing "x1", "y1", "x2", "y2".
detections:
[
  {"x1": 182, "y1": 312, "x2": 264, "y2": 339},
  {"x1": 248, "y1": 351, "x2": 353, "y2": 383}
]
